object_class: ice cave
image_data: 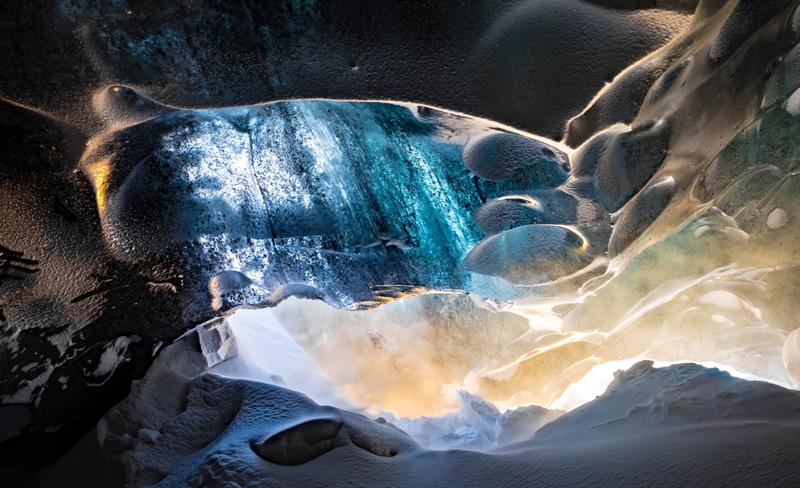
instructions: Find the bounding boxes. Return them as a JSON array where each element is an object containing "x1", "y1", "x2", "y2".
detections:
[{"x1": 2, "y1": 1, "x2": 800, "y2": 486}]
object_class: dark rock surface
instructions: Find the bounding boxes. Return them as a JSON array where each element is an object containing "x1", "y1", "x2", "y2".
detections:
[{"x1": 0, "y1": 0, "x2": 689, "y2": 138}]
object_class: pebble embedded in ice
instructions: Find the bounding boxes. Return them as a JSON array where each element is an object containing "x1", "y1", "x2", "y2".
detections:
[
  {"x1": 208, "y1": 270, "x2": 253, "y2": 311},
  {"x1": 766, "y1": 208, "x2": 788, "y2": 230}
]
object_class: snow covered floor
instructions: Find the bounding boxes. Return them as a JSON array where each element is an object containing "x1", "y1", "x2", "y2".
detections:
[
  {"x1": 201, "y1": 300, "x2": 792, "y2": 452},
  {"x1": 42, "y1": 318, "x2": 800, "y2": 488}
]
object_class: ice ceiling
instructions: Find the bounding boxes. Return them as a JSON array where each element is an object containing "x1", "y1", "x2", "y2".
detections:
[{"x1": 3, "y1": 0, "x2": 800, "y2": 483}]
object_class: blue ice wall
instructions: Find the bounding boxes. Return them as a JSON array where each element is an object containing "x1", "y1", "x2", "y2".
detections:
[{"x1": 84, "y1": 100, "x2": 570, "y2": 308}]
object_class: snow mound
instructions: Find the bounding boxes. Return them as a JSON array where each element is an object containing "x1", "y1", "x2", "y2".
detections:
[
  {"x1": 89, "y1": 331, "x2": 800, "y2": 487},
  {"x1": 534, "y1": 360, "x2": 800, "y2": 443}
]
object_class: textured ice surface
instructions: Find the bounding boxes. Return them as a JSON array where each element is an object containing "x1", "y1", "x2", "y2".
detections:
[
  {"x1": 6, "y1": 1, "x2": 800, "y2": 484},
  {"x1": 80, "y1": 100, "x2": 572, "y2": 308}
]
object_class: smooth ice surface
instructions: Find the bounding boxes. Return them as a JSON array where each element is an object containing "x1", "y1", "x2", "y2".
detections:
[{"x1": 211, "y1": 308, "x2": 350, "y2": 410}]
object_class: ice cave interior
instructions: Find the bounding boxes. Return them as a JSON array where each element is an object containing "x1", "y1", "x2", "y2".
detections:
[{"x1": 2, "y1": 1, "x2": 800, "y2": 487}]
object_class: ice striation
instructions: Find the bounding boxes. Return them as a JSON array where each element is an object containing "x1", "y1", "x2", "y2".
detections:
[{"x1": 80, "y1": 99, "x2": 574, "y2": 308}]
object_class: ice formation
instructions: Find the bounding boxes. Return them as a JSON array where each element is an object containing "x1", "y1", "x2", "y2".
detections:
[
  {"x1": 3, "y1": 0, "x2": 800, "y2": 486},
  {"x1": 80, "y1": 99, "x2": 572, "y2": 306}
]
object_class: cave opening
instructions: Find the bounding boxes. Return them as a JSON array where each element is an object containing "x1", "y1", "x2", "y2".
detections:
[{"x1": 209, "y1": 287, "x2": 790, "y2": 452}]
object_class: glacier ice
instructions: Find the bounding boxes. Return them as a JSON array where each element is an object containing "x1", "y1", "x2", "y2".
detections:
[
  {"x1": 5, "y1": 1, "x2": 800, "y2": 485},
  {"x1": 80, "y1": 99, "x2": 574, "y2": 309}
]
